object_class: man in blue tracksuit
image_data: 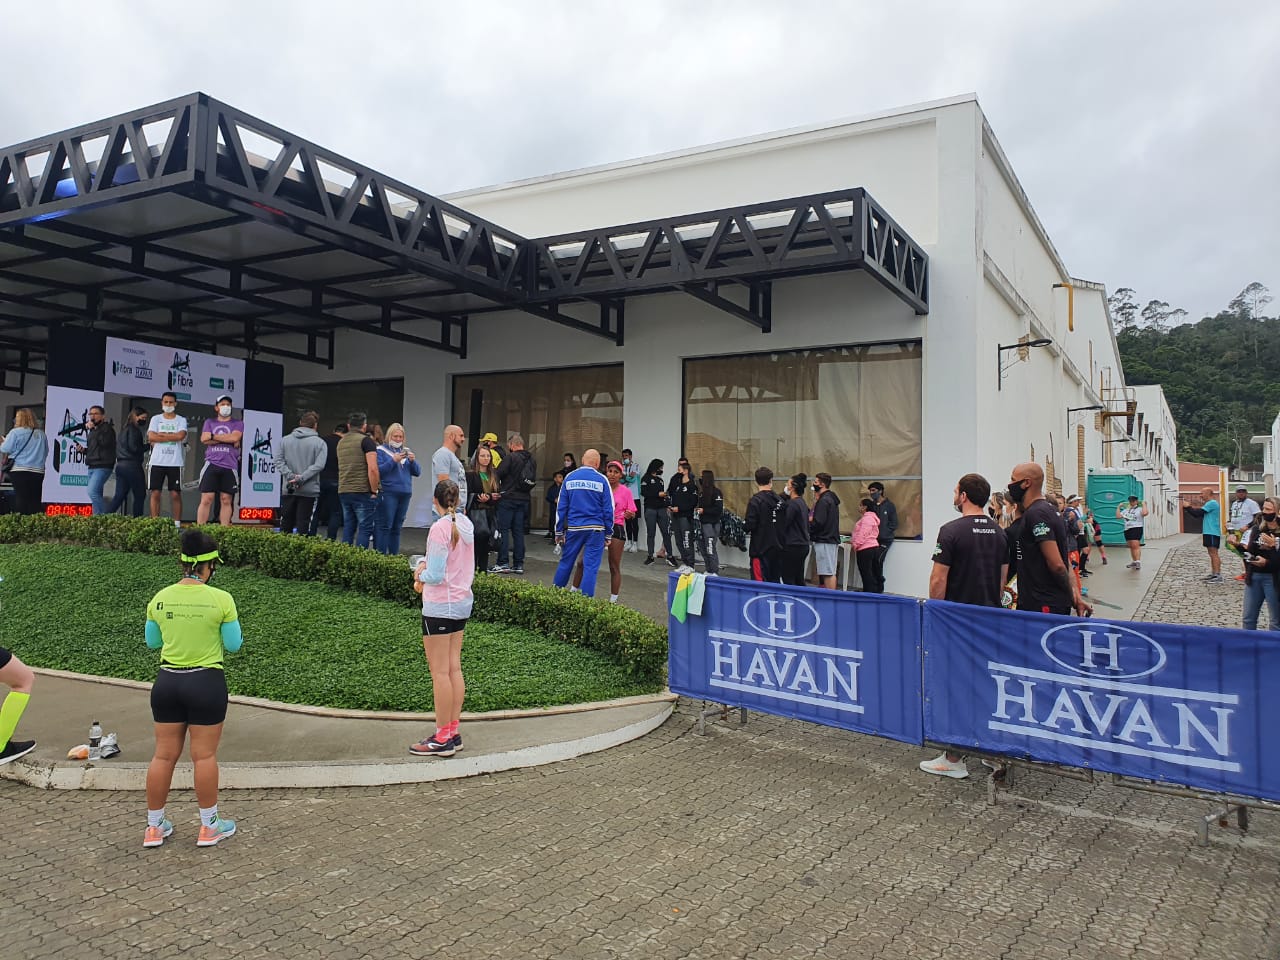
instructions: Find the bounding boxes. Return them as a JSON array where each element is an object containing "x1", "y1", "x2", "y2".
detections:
[{"x1": 553, "y1": 449, "x2": 615, "y2": 598}]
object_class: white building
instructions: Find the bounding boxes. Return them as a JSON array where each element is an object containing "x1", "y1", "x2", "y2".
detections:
[
  {"x1": 1254, "y1": 412, "x2": 1279, "y2": 498},
  {"x1": 1128, "y1": 384, "x2": 1180, "y2": 537}
]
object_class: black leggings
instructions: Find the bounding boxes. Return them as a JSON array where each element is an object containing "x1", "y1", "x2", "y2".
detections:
[
  {"x1": 779, "y1": 545, "x2": 809, "y2": 586},
  {"x1": 10, "y1": 471, "x2": 42, "y2": 515},
  {"x1": 856, "y1": 548, "x2": 881, "y2": 593}
]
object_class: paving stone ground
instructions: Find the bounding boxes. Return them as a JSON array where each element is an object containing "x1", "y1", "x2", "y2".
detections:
[{"x1": 3, "y1": 543, "x2": 1278, "y2": 960}]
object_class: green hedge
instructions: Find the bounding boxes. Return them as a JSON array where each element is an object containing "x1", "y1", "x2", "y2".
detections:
[{"x1": 0, "y1": 515, "x2": 667, "y2": 681}]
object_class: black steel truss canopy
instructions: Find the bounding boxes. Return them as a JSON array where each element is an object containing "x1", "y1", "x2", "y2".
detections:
[{"x1": 0, "y1": 93, "x2": 929, "y2": 378}]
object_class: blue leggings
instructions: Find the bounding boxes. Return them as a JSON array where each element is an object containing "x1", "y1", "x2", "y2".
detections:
[{"x1": 554, "y1": 529, "x2": 606, "y2": 597}]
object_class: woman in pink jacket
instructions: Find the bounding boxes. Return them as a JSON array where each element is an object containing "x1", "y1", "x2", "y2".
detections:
[
  {"x1": 410, "y1": 479, "x2": 475, "y2": 758},
  {"x1": 853, "y1": 498, "x2": 882, "y2": 593}
]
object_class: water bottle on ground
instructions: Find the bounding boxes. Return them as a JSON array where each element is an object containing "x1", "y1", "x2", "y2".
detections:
[{"x1": 89, "y1": 720, "x2": 103, "y2": 761}]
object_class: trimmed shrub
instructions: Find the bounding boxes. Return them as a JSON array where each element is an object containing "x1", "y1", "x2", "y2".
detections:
[{"x1": 0, "y1": 515, "x2": 667, "y2": 680}]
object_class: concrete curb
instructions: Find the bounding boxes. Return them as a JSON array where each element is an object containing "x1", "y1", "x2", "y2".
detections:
[
  {"x1": 1, "y1": 702, "x2": 675, "y2": 791},
  {"x1": 27, "y1": 666, "x2": 676, "y2": 721}
]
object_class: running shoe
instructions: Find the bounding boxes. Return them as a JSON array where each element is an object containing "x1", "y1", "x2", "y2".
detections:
[
  {"x1": 1207, "y1": 573, "x2": 1225, "y2": 583},
  {"x1": 666, "y1": 557, "x2": 679, "y2": 568},
  {"x1": 644, "y1": 556, "x2": 655, "y2": 565},
  {"x1": 451, "y1": 733, "x2": 463, "y2": 752},
  {"x1": 196, "y1": 818, "x2": 236, "y2": 847},
  {"x1": 1134, "y1": 562, "x2": 1141, "y2": 570},
  {"x1": 0, "y1": 739, "x2": 35, "y2": 766},
  {"x1": 488, "y1": 563, "x2": 512, "y2": 574},
  {"x1": 918, "y1": 753, "x2": 969, "y2": 779},
  {"x1": 1101, "y1": 557, "x2": 1108, "y2": 565},
  {"x1": 409, "y1": 737, "x2": 455, "y2": 757},
  {"x1": 512, "y1": 566, "x2": 524, "y2": 575},
  {"x1": 143, "y1": 819, "x2": 174, "y2": 848}
]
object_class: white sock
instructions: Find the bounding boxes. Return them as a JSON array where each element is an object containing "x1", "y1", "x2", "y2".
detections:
[
  {"x1": 569, "y1": 586, "x2": 580, "y2": 593},
  {"x1": 610, "y1": 594, "x2": 618, "y2": 603},
  {"x1": 147, "y1": 808, "x2": 165, "y2": 828},
  {"x1": 199, "y1": 805, "x2": 219, "y2": 828}
]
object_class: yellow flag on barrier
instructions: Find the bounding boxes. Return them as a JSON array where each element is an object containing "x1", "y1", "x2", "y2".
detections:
[{"x1": 670, "y1": 572, "x2": 695, "y2": 623}]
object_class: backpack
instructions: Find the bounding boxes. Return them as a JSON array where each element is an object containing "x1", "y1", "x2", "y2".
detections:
[{"x1": 517, "y1": 452, "x2": 537, "y2": 492}]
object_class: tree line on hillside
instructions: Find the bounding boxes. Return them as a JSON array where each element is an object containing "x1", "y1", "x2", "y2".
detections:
[{"x1": 1109, "y1": 282, "x2": 1278, "y2": 468}]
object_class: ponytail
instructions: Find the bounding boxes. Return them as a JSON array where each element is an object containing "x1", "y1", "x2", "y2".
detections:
[{"x1": 434, "y1": 479, "x2": 461, "y2": 548}]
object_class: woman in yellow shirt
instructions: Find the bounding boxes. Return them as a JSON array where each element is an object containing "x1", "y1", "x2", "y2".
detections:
[{"x1": 143, "y1": 530, "x2": 243, "y2": 848}]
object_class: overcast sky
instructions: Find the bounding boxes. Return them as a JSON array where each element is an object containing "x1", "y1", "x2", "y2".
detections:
[{"x1": 2, "y1": 2, "x2": 1275, "y2": 322}]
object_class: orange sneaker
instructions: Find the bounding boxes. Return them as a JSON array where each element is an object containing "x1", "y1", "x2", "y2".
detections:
[
  {"x1": 196, "y1": 818, "x2": 236, "y2": 847},
  {"x1": 143, "y1": 819, "x2": 173, "y2": 848}
]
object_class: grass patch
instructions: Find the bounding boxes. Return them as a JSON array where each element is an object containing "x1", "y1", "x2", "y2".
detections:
[{"x1": 0, "y1": 544, "x2": 660, "y2": 712}]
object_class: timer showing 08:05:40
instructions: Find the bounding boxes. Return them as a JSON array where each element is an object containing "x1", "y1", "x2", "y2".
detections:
[{"x1": 238, "y1": 507, "x2": 276, "y2": 522}]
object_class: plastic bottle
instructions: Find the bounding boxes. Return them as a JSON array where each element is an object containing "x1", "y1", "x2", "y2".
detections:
[{"x1": 89, "y1": 720, "x2": 103, "y2": 761}]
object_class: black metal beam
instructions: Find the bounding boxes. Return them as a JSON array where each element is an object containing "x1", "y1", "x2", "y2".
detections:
[{"x1": 680, "y1": 280, "x2": 771, "y2": 332}]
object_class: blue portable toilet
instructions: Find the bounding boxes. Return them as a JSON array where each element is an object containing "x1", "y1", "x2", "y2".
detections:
[{"x1": 1087, "y1": 470, "x2": 1144, "y2": 545}]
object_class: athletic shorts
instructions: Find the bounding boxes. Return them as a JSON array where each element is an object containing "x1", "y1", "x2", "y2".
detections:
[
  {"x1": 612, "y1": 523, "x2": 626, "y2": 540},
  {"x1": 151, "y1": 666, "x2": 228, "y2": 725},
  {"x1": 0, "y1": 645, "x2": 11, "y2": 670},
  {"x1": 199, "y1": 464, "x2": 238, "y2": 496},
  {"x1": 1124, "y1": 527, "x2": 1144, "y2": 542},
  {"x1": 813, "y1": 542, "x2": 838, "y2": 577},
  {"x1": 423, "y1": 616, "x2": 467, "y2": 636},
  {"x1": 1203, "y1": 534, "x2": 1222, "y2": 549},
  {"x1": 148, "y1": 465, "x2": 181, "y2": 491}
]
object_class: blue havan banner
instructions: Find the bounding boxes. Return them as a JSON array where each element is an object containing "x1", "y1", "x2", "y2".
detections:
[
  {"x1": 668, "y1": 575, "x2": 923, "y2": 745},
  {"x1": 923, "y1": 600, "x2": 1280, "y2": 801}
]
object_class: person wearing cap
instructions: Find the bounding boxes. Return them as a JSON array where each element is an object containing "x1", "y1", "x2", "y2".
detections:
[
  {"x1": 196, "y1": 395, "x2": 243, "y2": 526},
  {"x1": 1228, "y1": 486, "x2": 1262, "y2": 581},
  {"x1": 479, "y1": 432, "x2": 504, "y2": 469},
  {"x1": 142, "y1": 529, "x2": 243, "y2": 848},
  {"x1": 1116, "y1": 494, "x2": 1149, "y2": 570}
]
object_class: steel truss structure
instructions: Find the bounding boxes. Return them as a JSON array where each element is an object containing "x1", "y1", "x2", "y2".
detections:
[{"x1": 0, "y1": 93, "x2": 929, "y2": 387}]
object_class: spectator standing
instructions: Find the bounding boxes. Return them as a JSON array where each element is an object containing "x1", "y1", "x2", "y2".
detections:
[
  {"x1": 777, "y1": 473, "x2": 811, "y2": 587},
  {"x1": 107, "y1": 406, "x2": 149, "y2": 516},
  {"x1": 431, "y1": 426, "x2": 468, "y2": 530},
  {"x1": 867, "y1": 482, "x2": 898, "y2": 594},
  {"x1": 309, "y1": 423, "x2": 347, "y2": 539},
  {"x1": 809, "y1": 473, "x2": 841, "y2": 589},
  {"x1": 1228, "y1": 486, "x2": 1261, "y2": 581},
  {"x1": 275, "y1": 411, "x2": 327, "y2": 536},
  {"x1": 545, "y1": 470, "x2": 565, "y2": 542},
  {"x1": 0, "y1": 643, "x2": 36, "y2": 766},
  {"x1": 744, "y1": 466, "x2": 782, "y2": 582},
  {"x1": 573, "y1": 460, "x2": 636, "y2": 602},
  {"x1": 492, "y1": 433, "x2": 535, "y2": 575},
  {"x1": 142, "y1": 529, "x2": 243, "y2": 847},
  {"x1": 1182, "y1": 487, "x2": 1223, "y2": 583},
  {"x1": 1239, "y1": 498, "x2": 1280, "y2": 631},
  {"x1": 410, "y1": 479, "x2": 475, "y2": 757},
  {"x1": 85, "y1": 405, "x2": 117, "y2": 515},
  {"x1": 1006, "y1": 462, "x2": 1091, "y2": 616},
  {"x1": 562, "y1": 452, "x2": 578, "y2": 474},
  {"x1": 621, "y1": 449, "x2": 642, "y2": 552},
  {"x1": 696, "y1": 469, "x2": 724, "y2": 576},
  {"x1": 919, "y1": 473, "x2": 1010, "y2": 779},
  {"x1": 553, "y1": 449, "x2": 614, "y2": 598},
  {"x1": 196, "y1": 396, "x2": 243, "y2": 527},
  {"x1": 640, "y1": 460, "x2": 674, "y2": 567},
  {"x1": 336, "y1": 412, "x2": 380, "y2": 548},
  {"x1": 375, "y1": 423, "x2": 420, "y2": 555},
  {"x1": 1116, "y1": 495, "x2": 1149, "y2": 570},
  {"x1": 667, "y1": 458, "x2": 700, "y2": 567},
  {"x1": 147, "y1": 393, "x2": 187, "y2": 522},
  {"x1": 853, "y1": 498, "x2": 882, "y2": 592},
  {"x1": 466, "y1": 446, "x2": 500, "y2": 573},
  {"x1": 479, "y1": 432, "x2": 504, "y2": 470},
  {"x1": 1066, "y1": 495, "x2": 1090, "y2": 577}
]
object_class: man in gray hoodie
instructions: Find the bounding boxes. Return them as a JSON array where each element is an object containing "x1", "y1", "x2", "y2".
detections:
[{"x1": 275, "y1": 410, "x2": 328, "y2": 534}]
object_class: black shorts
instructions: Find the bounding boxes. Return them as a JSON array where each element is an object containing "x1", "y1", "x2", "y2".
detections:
[
  {"x1": 151, "y1": 667, "x2": 228, "y2": 725},
  {"x1": 1124, "y1": 527, "x2": 1144, "y2": 542},
  {"x1": 611, "y1": 523, "x2": 626, "y2": 540},
  {"x1": 148, "y1": 465, "x2": 181, "y2": 491},
  {"x1": 0, "y1": 645, "x2": 10, "y2": 670},
  {"x1": 199, "y1": 465, "x2": 238, "y2": 495},
  {"x1": 422, "y1": 616, "x2": 467, "y2": 636},
  {"x1": 1203, "y1": 535, "x2": 1222, "y2": 549}
]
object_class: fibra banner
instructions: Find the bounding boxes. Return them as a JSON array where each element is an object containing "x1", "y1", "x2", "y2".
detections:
[
  {"x1": 668, "y1": 576, "x2": 923, "y2": 744},
  {"x1": 41, "y1": 385, "x2": 104, "y2": 503},
  {"x1": 239, "y1": 410, "x2": 282, "y2": 509},
  {"x1": 105, "y1": 337, "x2": 244, "y2": 408},
  {"x1": 923, "y1": 600, "x2": 1280, "y2": 801}
]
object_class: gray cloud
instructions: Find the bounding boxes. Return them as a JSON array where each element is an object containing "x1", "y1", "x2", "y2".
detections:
[{"x1": 1, "y1": 1, "x2": 1274, "y2": 321}]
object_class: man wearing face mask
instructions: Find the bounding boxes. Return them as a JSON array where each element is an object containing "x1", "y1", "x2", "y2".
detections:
[
  {"x1": 108, "y1": 407, "x2": 149, "y2": 516},
  {"x1": 1005, "y1": 462, "x2": 1091, "y2": 617},
  {"x1": 867, "y1": 482, "x2": 898, "y2": 593},
  {"x1": 197, "y1": 396, "x2": 243, "y2": 526},
  {"x1": 148, "y1": 392, "x2": 188, "y2": 521}
]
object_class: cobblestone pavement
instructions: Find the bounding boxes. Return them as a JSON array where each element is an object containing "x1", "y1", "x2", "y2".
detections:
[
  {"x1": 4, "y1": 543, "x2": 1279, "y2": 960},
  {"x1": 1132, "y1": 540, "x2": 1278, "y2": 630}
]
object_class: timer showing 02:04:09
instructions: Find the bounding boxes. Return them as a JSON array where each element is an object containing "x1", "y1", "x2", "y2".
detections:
[{"x1": 238, "y1": 508, "x2": 276, "y2": 522}]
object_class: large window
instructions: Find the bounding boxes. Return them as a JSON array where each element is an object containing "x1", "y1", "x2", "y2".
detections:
[
  {"x1": 283, "y1": 378, "x2": 404, "y2": 439},
  {"x1": 683, "y1": 341, "x2": 923, "y2": 538},
  {"x1": 452, "y1": 364, "x2": 624, "y2": 528}
]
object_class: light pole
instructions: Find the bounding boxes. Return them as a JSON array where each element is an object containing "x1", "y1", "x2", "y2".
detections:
[{"x1": 996, "y1": 337, "x2": 1053, "y2": 391}]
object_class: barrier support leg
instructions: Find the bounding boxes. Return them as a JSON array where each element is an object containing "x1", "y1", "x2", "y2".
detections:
[{"x1": 698, "y1": 701, "x2": 747, "y2": 736}]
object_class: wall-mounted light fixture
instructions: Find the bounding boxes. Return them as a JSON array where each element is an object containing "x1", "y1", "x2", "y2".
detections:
[{"x1": 996, "y1": 337, "x2": 1052, "y2": 391}]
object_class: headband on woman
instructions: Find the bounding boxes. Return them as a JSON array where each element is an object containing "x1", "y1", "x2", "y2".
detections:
[{"x1": 180, "y1": 549, "x2": 220, "y2": 564}]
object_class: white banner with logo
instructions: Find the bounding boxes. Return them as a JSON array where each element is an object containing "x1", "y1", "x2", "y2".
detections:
[
  {"x1": 105, "y1": 336, "x2": 244, "y2": 408},
  {"x1": 41, "y1": 386, "x2": 104, "y2": 503},
  {"x1": 239, "y1": 409, "x2": 282, "y2": 509}
]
